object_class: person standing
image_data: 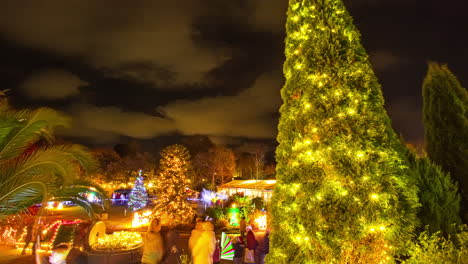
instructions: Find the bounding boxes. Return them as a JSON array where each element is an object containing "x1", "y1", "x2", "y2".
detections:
[
  {"x1": 21, "y1": 222, "x2": 34, "y2": 255},
  {"x1": 142, "y1": 218, "x2": 164, "y2": 264},
  {"x1": 160, "y1": 218, "x2": 181, "y2": 264},
  {"x1": 232, "y1": 236, "x2": 245, "y2": 264},
  {"x1": 239, "y1": 217, "x2": 246, "y2": 237},
  {"x1": 213, "y1": 239, "x2": 221, "y2": 264},
  {"x1": 254, "y1": 231, "x2": 269, "y2": 264},
  {"x1": 244, "y1": 226, "x2": 257, "y2": 264},
  {"x1": 188, "y1": 219, "x2": 203, "y2": 255},
  {"x1": 191, "y1": 222, "x2": 216, "y2": 264}
]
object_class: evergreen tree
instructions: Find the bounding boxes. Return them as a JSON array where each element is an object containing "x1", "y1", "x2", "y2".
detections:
[
  {"x1": 127, "y1": 169, "x2": 148, "y2": 211},
  {"x1": 267, "y1": 1, "x2": 419, "y2": 263},
  {"x1": 422, "y1": 62, "x2": 468, "y2": 219},
  {"x1": 152, "y1": 144, "x2": 194, "y2": 222},
  {"x1": 409, "y1": 155, "x2": 461, "y2": 237}
]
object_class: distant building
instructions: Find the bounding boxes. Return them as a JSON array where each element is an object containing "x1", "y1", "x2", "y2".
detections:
[{"x1": 218, "y1": 179, "x2": 277, "y2": 202}]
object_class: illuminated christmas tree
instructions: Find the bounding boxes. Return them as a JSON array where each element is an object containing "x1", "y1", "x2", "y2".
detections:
[
  {"x1": 152, "y1": 144, "x2": 194, "y2": 222},
  {"x1": 267, "y1": 1, "x2": 418, "y2": 263},
  {"x1": 128, "y1": 169, "x2": 148, "y2": 211}
]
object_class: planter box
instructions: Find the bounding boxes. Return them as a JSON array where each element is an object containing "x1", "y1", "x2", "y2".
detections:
[{"x1": 86, "y1": 247, "x2": 142, "y2": 264}]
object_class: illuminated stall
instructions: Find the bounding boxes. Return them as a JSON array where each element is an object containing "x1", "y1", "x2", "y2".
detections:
[{"x1": 218, "y1": 180, "x2": 277, "y2": 202}]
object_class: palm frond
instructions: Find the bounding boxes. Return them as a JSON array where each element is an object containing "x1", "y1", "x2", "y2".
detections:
[
  {"x1": 1, "y1": 144, "x2": 95, "y2": 187},
  {"x1": 0, "y1": 108, "x2": 70, "y2": 161},
  {"x1": 62, "y1": 144, "x2": 97, "y2": 175},
  {"x1": 0, "y1": 181, "x2": 47, "y2": 218}
]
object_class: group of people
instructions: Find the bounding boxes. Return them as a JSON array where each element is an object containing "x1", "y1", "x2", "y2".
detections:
[
  {"x1": 233, "y1": 217, "x2": 270, "y2": 264},
  {"x1": 141, "y1": 217, "x2": 181, "y2": 264},
  {"x1": 188, "y1": 218, "x2": 218, "y2": 264},
  {"x1": 142, "y1": 216, "x2": 270, "y2": 264},
  {"x1": 142, "y1": 216, "x2": 217, "y2": 264}
]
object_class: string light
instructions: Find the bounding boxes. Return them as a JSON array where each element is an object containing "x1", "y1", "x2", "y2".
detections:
[{"x1": 92, "y1": 231, "x2": 143, "y2": 251}]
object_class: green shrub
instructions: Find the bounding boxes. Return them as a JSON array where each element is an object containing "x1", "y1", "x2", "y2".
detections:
[
  {"x1": 400, "y1": 226, "x2": 468, "y2": 264},
  {"x1": 408, "y1": 155, "x2": 461, "y2": 238},
  {"x1": 205, "y1": 207, "x2": 226, "y2": 223}
]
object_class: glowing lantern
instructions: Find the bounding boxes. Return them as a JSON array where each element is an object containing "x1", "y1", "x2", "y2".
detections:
[
  {"x1": 254, "y1": 215, "x2": 267, "y2": 230},
  {"x1": 132, "y1": 210, "x2": 152, "y2": 228}
]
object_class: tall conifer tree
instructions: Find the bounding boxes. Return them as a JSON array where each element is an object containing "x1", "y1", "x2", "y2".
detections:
[
  {"x1": 422, "y1": 62, "x2": 468, "y2": 218},
  {"x1": 409, "y1": 155, "x2": 461, "y2": 237},
  {"x1": 267, "y1": 1, "x2": 418, "y2": 263},
  {"x1": 152, "y1": 144, "x2": 194, "y2": 222}
]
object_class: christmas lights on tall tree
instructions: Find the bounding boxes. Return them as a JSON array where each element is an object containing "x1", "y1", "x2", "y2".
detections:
[
  {"x1": 152, "y1": 144, "x2": 194, "y2": 222},
  {"x1": 267, "y1": 0, "x2": 419, "y2": 263},
  {"x1": 128, "y1": 169, "x2": 148, "y2": 211}
]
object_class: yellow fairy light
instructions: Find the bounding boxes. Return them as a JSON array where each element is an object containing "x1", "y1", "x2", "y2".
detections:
[
  {"x1": 93, "y1": 231, "x2": 143, "y2": 251},
  {"x1": 295, "y1": 63, "x2": 303, "y2": 69},
  {"x1": 292, "y1": 16, "x2": 300, "y2": 22},
  {"x1": 318, "y1": 81, "x2": 324, "y2": 87},
  {"x1": 305, "y1": 103, "x2": 311, "y2": 108},
  {"x1": 370, "y1": 193, "x2": 379, "y2": 200}
]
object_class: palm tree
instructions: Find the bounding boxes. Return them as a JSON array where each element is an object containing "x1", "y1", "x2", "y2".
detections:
[{"x1": 0, "y1": 97, "x2": 99, "y2": 218}]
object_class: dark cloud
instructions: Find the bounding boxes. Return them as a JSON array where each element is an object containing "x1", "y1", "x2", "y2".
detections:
[
  {"x1": 370, "y1": 51, "x2": 409, "y2": 72},
  {"x1": 20, "y1": 70, "x2": 86, "y2": 99},
  {"x1": 66, "y1": 103, "x2": 175, "y2": 139},
  {"x1": 0, "y1": 0, "x2": 228, "y2": 86},
  {"x1": 160, "y1": 72, "x2": 282, "y2": 138},
  {"x1": 56, "y1": 72, "x2": 282, "y2": 142}
]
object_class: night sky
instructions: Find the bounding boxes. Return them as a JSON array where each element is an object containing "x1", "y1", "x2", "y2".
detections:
[{"x1": 1, "y1": 0, "x2": 467, "y2": 148}]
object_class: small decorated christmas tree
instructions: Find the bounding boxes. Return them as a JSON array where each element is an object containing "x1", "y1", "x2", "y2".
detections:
[
  {"x1": 128, "y1": 169, "x2": 148, "y2": 211},
  {"x1": 152, "y1": 144, "x2": 194, "y2": 222}
]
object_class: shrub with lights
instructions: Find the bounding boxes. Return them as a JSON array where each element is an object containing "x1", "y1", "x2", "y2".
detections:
[
  {"x1": 152, "y1": 144, "x2": 194, "y2": 222},
  {"x1": 267, "y1": 0, "x2": 419, "y2": 263}
]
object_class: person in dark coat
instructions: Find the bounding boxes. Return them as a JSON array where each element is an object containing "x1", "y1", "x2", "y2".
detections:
[
  {"x1": 232, "y1": 236, "x2": 245, "y2": 264},
  {"x1": 254, "y1": 231, "x2": 269, "y2": 264},
  {"x1": 244, "y1": 226, "x2": 257, "y2": 264},
  {"x1": 160, "y1": 216, "x2": 181, "y2": 264},
  {"x1": 213, "y1": 239, "x2": 221, "y2": 264}
]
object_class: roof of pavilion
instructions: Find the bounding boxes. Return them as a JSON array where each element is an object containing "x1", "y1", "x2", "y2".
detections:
[{"x1": 218, "y1": 179, "x2": 277, "y2": 190}]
